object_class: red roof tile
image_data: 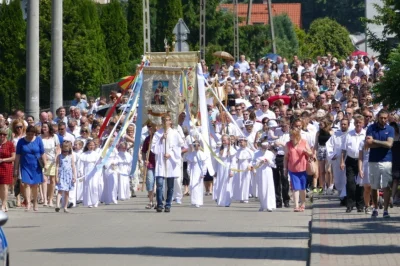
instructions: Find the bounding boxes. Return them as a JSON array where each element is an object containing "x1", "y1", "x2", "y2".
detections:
[{"x1": 219, "y1": 3, "x2": 302, "y2": 28}]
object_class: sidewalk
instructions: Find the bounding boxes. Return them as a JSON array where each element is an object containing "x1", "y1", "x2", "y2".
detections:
[{"x1": 309, "y1": 197, "x2": 400, "y2": 266}]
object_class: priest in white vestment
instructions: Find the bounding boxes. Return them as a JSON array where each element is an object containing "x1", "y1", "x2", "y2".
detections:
[
  {"x1": 151, "y1": 115, "x2": 184, "y2": 212},
  {"x1": 326, "y1": 119, "x2": 349, "y2": 199}
]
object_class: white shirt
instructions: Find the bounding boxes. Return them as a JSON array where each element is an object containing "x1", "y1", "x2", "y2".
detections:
[
  {"x1": 274, "y1": 128, "x2": 290, "y2": 155},
  {"x1": 342, "y1": 128, "x2": 366, "y2": 159},
  {"x1": 60, "y1": 132, "x2": 76, "y2": 145},
  {"x1": 255, "y1": 109, "x2": 276, "y2": 121}
]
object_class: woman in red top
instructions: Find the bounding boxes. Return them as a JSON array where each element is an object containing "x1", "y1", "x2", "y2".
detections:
[
  {"x1": 284, "y1": 129, "x2": 313, "y2": 212},
  {"x1": 0, "y1": 128, "x2": 16, "y2": 212}
]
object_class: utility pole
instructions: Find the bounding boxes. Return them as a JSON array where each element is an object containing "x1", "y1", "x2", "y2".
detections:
[
  {"x1": 25, "y1": 0, "x2": 40, "y2": 120},
  {"x1": 267, "y1": 0, "x2": 276, "y2": 53},
  {"x1": 50, "y1": 0, "x2": 63, "y2": 114},
  {"x1": 143, "y1": 0, "x2": 151, "y2": 53},
  {"x1": 246, "y1": 0, "x2": 252, "y2": 25},
  {"x1": 233, "y1": 0, "x2": 239, "y2": 61},
  {"x1": 200, "y1": 0, "x2": 206, "y2": 60}
]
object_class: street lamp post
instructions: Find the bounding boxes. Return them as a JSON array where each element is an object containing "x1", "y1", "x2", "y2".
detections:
[
  {"x1": 25, "y1": 0, "x2": 40, "y2": 120},
  {"x1": 50, "y1": 0, "x2": 63, "y2": 115}
]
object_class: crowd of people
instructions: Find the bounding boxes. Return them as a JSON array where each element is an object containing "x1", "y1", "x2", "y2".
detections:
[{"x1": 0, "y1": 51, "x2": 398, "y2": 217}]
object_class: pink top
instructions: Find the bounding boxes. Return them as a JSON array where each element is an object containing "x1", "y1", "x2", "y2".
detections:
[{"x1": 286, "y1": 139, "x2": 308, "y2": 173}]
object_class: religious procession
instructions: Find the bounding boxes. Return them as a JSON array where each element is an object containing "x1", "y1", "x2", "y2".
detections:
[{"x1": 0, "y1": 49, "x2": 398, "y2": 218}]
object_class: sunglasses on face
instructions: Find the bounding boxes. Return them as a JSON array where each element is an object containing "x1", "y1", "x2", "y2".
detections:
[
  {"x1": 62, "y1": 150, "x2": 69, "y2": 153},
  {"x1": 0, "y1": 133, "x2": 7, "y2": 136},
  {"x1": 16, "y1": 126, "x2": 23, "y2": 129}
]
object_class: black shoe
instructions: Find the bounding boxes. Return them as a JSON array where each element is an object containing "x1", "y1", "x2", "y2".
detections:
[
  {"x1": 284, "y1": 202, "x2": 290, "y2": 208},
  {"x1": 346, "y1": 207, "x2": 352, "y2": 213},
  {"x1": 67, "y1": 202, "x2": 74, "y2": 209},
  {"x1": 357, "y1": 208, "x2": 363, "y2": 213},
  {"x1": 276, "y1": 203, "x2": 283, "y2": 208},
  {"x1": 164, "y1": 208, "x2": 170, "y2": 213},
  {"x1": 131, "y1": 192, "x2": 137, "y2": 198},
  {"x1": 156, "y1": 207, "x2": 163, "y2": 213}
]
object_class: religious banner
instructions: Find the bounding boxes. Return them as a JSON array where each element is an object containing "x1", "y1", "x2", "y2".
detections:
[
  {"x1": 142, "y1": 66, "x2": 183, "y2": 126},
  {"x1": 145, "y1": 51, "x2": 199, "y2": 118}
]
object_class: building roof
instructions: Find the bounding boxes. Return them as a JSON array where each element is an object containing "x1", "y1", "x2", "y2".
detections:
[{"x1": 219, "y1": 3, "x2": 302, "y2": 28}]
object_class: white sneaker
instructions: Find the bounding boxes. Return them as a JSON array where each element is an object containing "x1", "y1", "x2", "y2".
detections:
[
  {"x1": 243, "y1": 200, "x2": 248, "y2": 203},
  {"x1": 267, "y1": 209, "x2": 273, "y2": 212},
  {"x1": 327, "y1": 188, "x2": 333, "y2": 195},
  {"x1": 176, "y1": 200, "x2": 182, "y2": 205},
  {"x1": 195, "y1": 204, "x2": 200, "y2": 208}
]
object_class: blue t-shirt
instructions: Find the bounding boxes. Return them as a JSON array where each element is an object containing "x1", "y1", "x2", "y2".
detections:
[{"x1": 366, "y1": 123, "x2": 394, "y2": 162}]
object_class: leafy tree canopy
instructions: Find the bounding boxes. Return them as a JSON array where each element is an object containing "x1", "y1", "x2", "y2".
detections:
[
  {"x1": 305, "y1": 17, "x2": 353, "y2": 59},
  {"x1": 372, "y1": 44, "x2": 400, "y2": 109},
  {"x1": 364, "y1": 0, "x2": 400, "y2": 64}
]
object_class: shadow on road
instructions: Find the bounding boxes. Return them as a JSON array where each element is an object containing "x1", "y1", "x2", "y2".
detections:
[
  {"x1": 311, "y1": 244, "x2": 400, "y2": 255},
  {"x1": 29, "y1": 246, "x2": 308, "y2": 260},
  {"x1": 172, "y1": 230, "x2": 309, "y2": 239}
]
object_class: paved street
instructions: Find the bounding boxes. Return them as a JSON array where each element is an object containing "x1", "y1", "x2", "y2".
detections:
[
  {"x1": 310, "y1": 197, "x2": 400, "y2": 266},
  {"x1": 4, "y1": 193, "x2": 311, "y2": 266}
]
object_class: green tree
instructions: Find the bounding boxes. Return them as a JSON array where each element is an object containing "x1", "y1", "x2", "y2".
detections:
[
  {"x1": 272, "y1": 14, "x2": 299, "y2": 59},
  {"x1": 294, "y1": 26, "x2": 308, "y2": 59},
  {"x1": 305, "y1": 17, "x2": 353, "y2": 59},
  {"x1": 63, "y1": 0, "x2": 111, "y2": 99},
  {"x1": 371, "y1": 44, "x2": 400, "y2": 108},
  {"x1": 155, "y1": 0, "x2": 183, "y2": 52},
  {"x1": 127, "y1": 0, "x2": 143, "y2": 61},
  {"x1": 99, "y1": 0, "x2": 131, "y2": 80},
  {"x1": 0, "y1": 0, "x2": 26, "y2": 112},
  {"x1": 364, "y1": 0, "x2": 400, "y2": 64},
  {"x1": 239, "y1": 25, "x2": 269, "y2": 62}
]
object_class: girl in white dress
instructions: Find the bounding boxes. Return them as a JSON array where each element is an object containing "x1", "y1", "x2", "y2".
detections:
[
  {"x1": 103, "y1": 150, "x2": 119, "y2": 205},
  {"x1": 232, "y1": 137, "x2": 254, "y2": 203},
  {"x1": 70, "y1": 140, "x2": 84, "y2": 206},
  {"x1": 215, "y1": 135, "x2": 237, "y2": 207},
  {"x1": 78, "y1": 140, "x2": 102, "y2": 208},
  {"x1": 116, "y1": 142, "x2": 133, "y2": 201},
  {"x1": 252, "y1": 141, "x2": 276, "y2": 212},
  {"x1": 186, "y1": 141, "x2": 208, "y2": 207}
]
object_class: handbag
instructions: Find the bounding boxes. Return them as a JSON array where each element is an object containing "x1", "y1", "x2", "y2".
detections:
[{"x1": 306, "y1": 157, "x2": 316, "y2": 176}]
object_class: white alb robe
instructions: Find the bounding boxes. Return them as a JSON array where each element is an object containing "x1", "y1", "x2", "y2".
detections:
[
  {"x1": 117, "y1": 151, "x2": 133, "y2": 200},
  {"x1": 151, "y1": 128, "x2": 184, "y2": 178},
  {"x1": 186, "y1": 150, "x2": 208, "y2": 206},
  {"x1": 326, "y1": 130, "x2": 347, "y2": 195},
  {"x1": 253, "y1": 149, "x2": 276, "y2": 211},
  {"x1": 103, "y1": 152, "x2": 119, "y2": 204},
  {"x1": 215, "y1": 147, "x2": 237, "y2": 207},
  {"x1": 70, "y1": 151, "x2": 83, "y2": 206},
  {"x1": 78, "y1": 151, "x2": 103, "y2": 207},
  {"x1": 232, "y1": 147, "x2": 254, "y2": 201}
]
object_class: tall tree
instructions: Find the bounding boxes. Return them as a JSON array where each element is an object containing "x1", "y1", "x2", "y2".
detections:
[
  {"x1": 372, "y1": 44, "x2": 400, "y2": 109},
  {"x1": 63, "y1": 0, "x2": 111, "y2": 99},
  {"x1": 364, "y1": 0, "x2": 400, "y2": 64},
  {"x1": 127, "y1": 0, "x2": 143, "y2": 61},
  {"x1": 272, "y1": 14, "x2": 299, "y2": 59},
  {"x1": 305, "y1": 17, "x2": 353, "y2": 59},
  {"x1": 155, "y1": 0, "x2": 183, "y2": 52},
  {"x1": 99, "y1": 0, "x2": 131, "y2": 81},
  {"x1": 0, "y1": 0, "x2": 26, "y2": 112}
]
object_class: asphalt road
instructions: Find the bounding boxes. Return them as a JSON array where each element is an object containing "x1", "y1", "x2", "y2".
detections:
[{"x1": 4, "y1": 192, "x2": 311, "y2": 266}]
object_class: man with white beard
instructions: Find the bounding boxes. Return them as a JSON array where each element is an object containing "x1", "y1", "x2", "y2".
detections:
[{"x1": 326, "y1": 118, "x2": 349, "y2": 205}]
